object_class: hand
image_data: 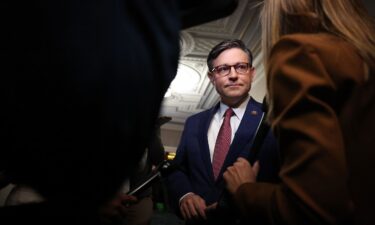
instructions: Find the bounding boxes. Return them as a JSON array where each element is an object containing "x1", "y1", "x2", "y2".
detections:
[
  {"x1": 99, "y1": 192, "x2": 138, "y2": 222},
  {"x1": 223, "y1": 157, "x2": 259, "y2": 194},
  {"x1": 179, "y1": 193, "x2": 207, "y2": 220}
]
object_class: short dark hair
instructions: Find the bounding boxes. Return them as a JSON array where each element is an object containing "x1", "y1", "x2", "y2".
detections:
[{"x1": 207, "y1": 39, "x2": 253, "y2": 72}]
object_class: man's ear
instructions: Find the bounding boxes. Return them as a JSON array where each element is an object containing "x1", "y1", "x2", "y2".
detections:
[
  {"x1": 207, "y1": 72, "x2": 215, "y2": 83},
  {"x1": 250, "y1": 67, "x2": 256, "y2": 80}
]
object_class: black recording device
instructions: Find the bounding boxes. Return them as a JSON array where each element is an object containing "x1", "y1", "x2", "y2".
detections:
[
  {"x1": 126, "y1": 160, "x2": 179, "y2": 196},
  {"x1": 247, "y1": 97, "x2": 271, "y2": 165}
]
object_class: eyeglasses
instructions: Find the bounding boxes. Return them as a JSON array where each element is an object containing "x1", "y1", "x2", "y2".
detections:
[{"x1": 210, "y1": 63, "x2": 251, "y2": 77}]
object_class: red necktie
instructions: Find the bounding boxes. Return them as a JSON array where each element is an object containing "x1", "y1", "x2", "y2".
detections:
[{"x1": 212, "y1": 108, "x2": 234, "y2": 180}]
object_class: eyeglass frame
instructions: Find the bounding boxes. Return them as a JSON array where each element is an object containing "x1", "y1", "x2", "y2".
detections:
[{"x1": 209, "y1": 62, "x2": 253, "y2": 77}]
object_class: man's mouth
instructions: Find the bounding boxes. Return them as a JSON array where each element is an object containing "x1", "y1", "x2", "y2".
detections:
[{"x1": 225, "y1": 83, "x2": 241, "y2": 88}]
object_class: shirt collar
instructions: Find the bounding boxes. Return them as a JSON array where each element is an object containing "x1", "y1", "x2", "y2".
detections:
[{"x1": 218, "y1": 95, "x2": 250, "y2": 120}]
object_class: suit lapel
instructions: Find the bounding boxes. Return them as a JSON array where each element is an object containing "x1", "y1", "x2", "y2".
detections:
[
  {"x1": 198, "y1": 103, "x2": 219, "y2": 182},
  {"x1": 216, "y1": 98, "x2": 263, "y2": 182}
]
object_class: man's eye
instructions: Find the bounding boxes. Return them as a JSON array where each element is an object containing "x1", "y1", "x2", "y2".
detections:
[
  {"x1": 237, "y1": 64, "x2": 247, "y2": 70},
  {"x1": 217, "y1": 66, "x2": 229, "y2": 73}
]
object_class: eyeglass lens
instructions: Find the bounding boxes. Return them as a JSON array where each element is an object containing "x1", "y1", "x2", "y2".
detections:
[{"x1": 213, "y1": 63, "x2": 249, "y2": 76}]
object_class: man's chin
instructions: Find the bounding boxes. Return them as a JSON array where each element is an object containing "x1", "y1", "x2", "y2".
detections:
[
  {"x1": 222, "y1": 93, "x2": 248, "y2": 106},
  {"x1": 225, "y1": 91, "x2": 247, "y2": 99}
]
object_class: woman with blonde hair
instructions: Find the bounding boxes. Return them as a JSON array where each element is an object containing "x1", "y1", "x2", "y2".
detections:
[{"x1": 223, "y1": 0, "x2": 375, "y2": 224}]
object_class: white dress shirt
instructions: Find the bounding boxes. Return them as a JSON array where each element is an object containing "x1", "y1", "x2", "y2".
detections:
[{"x1": 207, "y1": 95, "x2": 250, "y2": 162}]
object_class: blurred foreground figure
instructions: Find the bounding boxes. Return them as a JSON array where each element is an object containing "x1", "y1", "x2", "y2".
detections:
[
  {"x1": 223, "y1": 0, "x2": 375, "y2": 225},
  {"x1": 0, "y1": 0, "x2": 237, "y2": 224}
]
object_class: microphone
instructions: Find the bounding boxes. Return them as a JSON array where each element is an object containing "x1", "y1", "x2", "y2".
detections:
[
  {"x1": 126, "y1": 160, "x2": 181, "y2": 196},
  {"x1": 247, "y1": 97, "x2": 270, "y2": 164}
]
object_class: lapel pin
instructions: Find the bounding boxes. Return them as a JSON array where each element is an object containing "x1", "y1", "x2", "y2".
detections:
[{"x1": 251, "y1": 110, "x2": 257, "y2": 116}]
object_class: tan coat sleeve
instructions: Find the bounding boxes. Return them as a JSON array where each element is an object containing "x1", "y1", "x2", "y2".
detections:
[{"x1": 233, "y1": 34, "x2": 364, "y2": 225}]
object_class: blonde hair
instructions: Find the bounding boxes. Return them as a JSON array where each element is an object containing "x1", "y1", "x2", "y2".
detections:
[{"x1": 261, "y1": 0, "x2": 375, "y2": 69}]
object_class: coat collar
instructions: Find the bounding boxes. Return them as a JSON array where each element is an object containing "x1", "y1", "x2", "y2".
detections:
[
  {"x1": 198, "y1": 103, "x2": 220, "y2": 181},
  {"x1": 198, "y1": 97, "x2": 264, "y2": 183}
]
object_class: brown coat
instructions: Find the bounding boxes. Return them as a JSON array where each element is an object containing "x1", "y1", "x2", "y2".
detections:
[{"x1": 233, "y1": 33, "x2": 374, "y2": 225}]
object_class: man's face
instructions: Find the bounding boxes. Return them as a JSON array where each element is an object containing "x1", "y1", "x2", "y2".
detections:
[{"x1": 208, "y1": 48, "x2": 255, "y2": 105}]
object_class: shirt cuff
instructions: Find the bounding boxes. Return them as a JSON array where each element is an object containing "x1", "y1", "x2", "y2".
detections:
[{"x1": 179, "y1": 192, "x2": 195, "y2": 205}]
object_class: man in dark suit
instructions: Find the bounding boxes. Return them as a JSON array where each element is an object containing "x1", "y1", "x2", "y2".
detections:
[{"x1": 167, "y1": 39, "x2": 280, "y2": 225}]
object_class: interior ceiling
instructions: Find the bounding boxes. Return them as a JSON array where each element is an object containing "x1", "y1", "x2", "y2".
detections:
[
  {"x1": 160, "y1": 0, "x2": 265, "y2": 131},
  {"x1": 160, "y1": 0, "x2": 375, "y2": 132}
]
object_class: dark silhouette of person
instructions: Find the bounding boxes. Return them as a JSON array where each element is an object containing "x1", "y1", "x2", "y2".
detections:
[{"x1": 0, "y1": 1, "x2": 238, "y2": 224}]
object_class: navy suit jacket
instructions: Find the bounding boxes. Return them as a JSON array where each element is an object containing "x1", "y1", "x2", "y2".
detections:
[{"x1": 167, "y1": 97, "x2": 280, "y2": 212}]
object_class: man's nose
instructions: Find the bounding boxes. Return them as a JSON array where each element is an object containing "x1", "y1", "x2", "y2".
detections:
[{"x1": 228, "y1": 66, "x2": 239, "y2": 78}]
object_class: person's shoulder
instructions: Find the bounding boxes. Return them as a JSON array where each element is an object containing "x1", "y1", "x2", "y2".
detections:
[
  {"x1": 275, "y1": 33, "x2": 355, "y2": 55},
  {"x1": 184, "y1": 108, "x2": 213, "y2": 123},
  {"x1": 271, "y1": 33, "x2": 365, "y2": 84},
  {"x1": 244, "y1": 97, "x2": 263, "y2": 113},
  {"x1": 278, "y1": 33, "x2": 340, "y2": 44},
  {"x1": 249, "y1": 97, "x2": 262, "y2": 108},
  {"x1": 181, "y1": 108, "x2": 213, "y2": 133}
]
